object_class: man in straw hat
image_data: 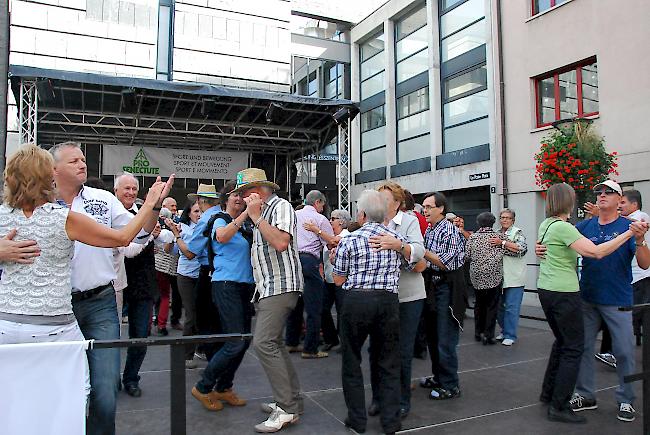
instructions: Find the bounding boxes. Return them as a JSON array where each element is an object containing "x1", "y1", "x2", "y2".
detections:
[
  {"x1": 231, "y1": 168, "x2": 304, "y2": 433},
  {"x1": 175, "y1": 183, "x2": 223, "y2": 361}
]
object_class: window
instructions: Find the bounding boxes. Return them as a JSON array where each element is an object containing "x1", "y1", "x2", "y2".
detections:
[
  {"x1": 440, "y1": 0, "x2": 485, "y2": 63},
  {"x1": 360, "y1": 32, "x2": 385, "y2": 100},
  {"x1": 535, "y1": 60, "x2": 598, "y2": 127},
  {"x1": 532, "y1": 0, "x2": 567, "y2": 15},
  {"x1": 324, "y1": 62, "x2": 344, "y2": 99},
  {"x1": 395, "y1": 6, "x2": 428, "y2": 83},
  {"x1": 397, "y1": 87, "x2": 430, "y2": 163},
  {"x1": 361, "y1": 106, "x2": 386, "y2": 170},
  {"x1": 443, "y1": 66, "x2": 489, "y2": 153}
]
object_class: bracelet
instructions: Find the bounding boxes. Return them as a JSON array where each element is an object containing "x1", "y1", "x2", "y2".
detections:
[
  {"x1": 318, "y1": 229, "x2": 323, "y2": 236},
  {"x1": 175, "y1": 236, "x2": 181, "y2": 241},
  {"x1": 254, "y1": 216, "x2": 264, "y2": 227},
  {"x1": 153, "y1": 206, "x2": 162, "y2": 212},
  {"x1": 502, "y1": 240, "x2": 507, "y2": 248},
  {"x1": 232, "y1": 220, "x2": 241, "y2": 229}
]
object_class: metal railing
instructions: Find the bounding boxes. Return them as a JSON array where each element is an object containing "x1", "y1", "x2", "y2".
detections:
[{"x1": 93, "y1": 333, "x2": 252, "y2": 435}]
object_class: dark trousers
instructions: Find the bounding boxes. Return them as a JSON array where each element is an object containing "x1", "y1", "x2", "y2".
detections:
[
  {"x1": 341, "y1": 291, "x2": 400, "y2": 434},
  {"x1": 177, "y1": 274, "x2": 198, "y2": 360},
  {"x1": 424, "y1": 281, "x2": 460, "y2": 389},
  {"x1": 538, "y1": 289, "x2": 584, "y2": 410},
  {"x1": 170, "y1": 275, "x2": 182, "y2": 326},
  {"x1": 474, "y1": 285, "x2": 501, "y2": 339},
  {"x1": 195, "y1": 266, "x2": 222, "y2": 360},
  {"x1": 123, "y1": 295, "x2": 153, "y2": 387},
  {"x1": 370, "y1": 299, "x2": 423, "y2": 411},
  {"x1": 321, "y1": 282, "x2": 345, "y2": 346},
  {"x1": 285, "y1": 254, "x2": 325, "y2": 353},
  {"x1": 196, "y1": 281, "x2": 254, "y2": 393}
]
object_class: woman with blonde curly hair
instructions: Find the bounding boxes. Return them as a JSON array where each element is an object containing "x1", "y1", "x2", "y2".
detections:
[{"x1": 0, "y1": 144, "x2": 171, "y2": 345}]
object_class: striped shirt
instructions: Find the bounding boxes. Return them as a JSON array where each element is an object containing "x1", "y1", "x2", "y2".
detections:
[
  {"x1": 424, "y1": 218, "x2": 465, "y2": 282},
  {"x1": 333, "y1": 223, "x2": 407, "y2": 293},
  {"x1": 251, "y1": 194, "x2": 303, "y2": 300}
]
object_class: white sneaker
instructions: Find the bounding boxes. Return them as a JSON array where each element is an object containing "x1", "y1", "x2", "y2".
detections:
[
  {"x1": 495, "y1": 333, "x2": 504, "y2": 341},
  {"x1": 502, "y1": 339, "x2": 514, "y2": 346},
  {"x1": 254, "y1": 406, "x2": 299, "y2": 433}
]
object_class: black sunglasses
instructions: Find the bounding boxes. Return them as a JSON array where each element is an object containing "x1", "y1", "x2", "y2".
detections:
[{"x1": 593, "y1": 188, "x2": 617, "y2": 196}]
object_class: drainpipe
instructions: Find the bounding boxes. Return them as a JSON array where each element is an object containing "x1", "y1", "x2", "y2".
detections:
[
  {"x1": 0, "y1": 0, "x2": 10, "y2": 172},
  {"x1": 496, "y1": 0, "x2": 508, "y2": 208}
]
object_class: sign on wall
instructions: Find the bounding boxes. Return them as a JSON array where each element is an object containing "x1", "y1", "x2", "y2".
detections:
[{"x1": 102, "y1": 145, "x2": 249, "y2": 179}]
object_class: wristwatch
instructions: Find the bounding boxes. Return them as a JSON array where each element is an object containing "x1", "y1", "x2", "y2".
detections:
[
  {"x1": 501, "y1": 240, "x2": 507, "y2": 248},
  {"x1": 637, "y1": 240, "x2": 648, "y2": 247}
]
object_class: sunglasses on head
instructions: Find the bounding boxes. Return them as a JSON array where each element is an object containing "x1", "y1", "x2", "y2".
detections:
[{"x1": 593, "y1": 188, "x2": 617, "y2": 196}]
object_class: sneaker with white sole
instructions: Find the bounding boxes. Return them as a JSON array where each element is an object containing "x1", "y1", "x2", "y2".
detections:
[
  {"x1": 254, "y1": 406, "x2": 299, "y2": 433},
  {"x1": 495, "y1": 333, "x2": 504, "y2": 341},
  {"x1": 501, "y1": 338, "x2": 514, "y2": 346},
  {"x1": 261, "y1": 402, "x2": 304, "y2": 415},
  {"x1": 595, "y1": 352, "x2": 617, "y2": 369},
  {"x1": 617, "y1": 403, "x2": 635, "y2": 422},
  {"x1": 569, "y1": 393, "x2": 598, "y2": 412}
]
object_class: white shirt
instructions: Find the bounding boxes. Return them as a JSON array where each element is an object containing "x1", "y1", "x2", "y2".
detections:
[
  {"x1": 68, "y1": 186, "x2": 151, "y2": 292},
  {"x1": 388, "y1": 211, "x2": 426, "y2": 303},
  {"x1": 629, "y1": 210, "x2": 650, "y2": 284}
]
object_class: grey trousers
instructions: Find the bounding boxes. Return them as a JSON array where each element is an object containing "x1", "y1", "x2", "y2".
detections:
[
  {"x1": 576, "y1": 301, "x2": 636, "y2": 405},
  {"x1": 176, "y1": 274, "x2": 198, "y2": 360},
  {"x1": 253, "y1": 292, "x2": 303, "y2": 414}
]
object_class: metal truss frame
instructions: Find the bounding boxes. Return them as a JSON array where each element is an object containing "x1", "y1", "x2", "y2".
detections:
[
  {"x1": 18, "y1": 80, "x2": 37, "y2": 144},
  {"x1": 337, "y1": 119, "x2": 350, "y2": 212}
]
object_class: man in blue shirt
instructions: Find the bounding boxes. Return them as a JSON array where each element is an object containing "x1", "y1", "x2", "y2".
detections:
[
  {"x1": 178, "y1": 184, "x2": 222, "y2": 359},
  {"x1": 571, "y1": 180, "x2": 650, "y2": 422}
]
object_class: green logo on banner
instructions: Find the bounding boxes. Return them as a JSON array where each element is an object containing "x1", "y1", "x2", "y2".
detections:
[{"x1": 122, "y1": 148, "x2": 160, "y2": 175}]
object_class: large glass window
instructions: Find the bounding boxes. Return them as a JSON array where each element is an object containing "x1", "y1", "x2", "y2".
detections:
[
  {"x1": 361, "y1": 105, "x2": 386, "y2": 170},
  {"x1": 532, "y1": 0, "x2": 567, "y2": 15},
  {"x1": 395, "y1": 7, "x2": 428, "y2": 84},
  {"x1": 440, "y1": 0, "x2": 485, "y2": 63},
  {"x1": 360, "y1": 32, "x2": 385, "y2": 100},
  {"x1": 443, "y1": 67, "x2": 488, "y2": 153},
  {"x1": 535, "y1": 60, "x2": 599, "y2": 127},
  {"x1": 397, "y1": 87, "x2": 430, "y2": 163},
  {"x1": 324, "y1": 62, "x2": 344, "y2": 99}
]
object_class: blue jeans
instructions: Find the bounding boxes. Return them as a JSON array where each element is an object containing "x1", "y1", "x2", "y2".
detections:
[
  {"x1": 497, "y1": 286, "x2": 524, "y2": 340},
  {"x1": 196, "y1": 281, "x2": 253, "y2": 393},
  {"x1": 122, "y1": 296, "x2": 153, "y2": 387},
  {"x1": 285, "y1": 254, "x2": 324, "y2": 353},
  {"x1": 371, "y1": 299, "x2": 423, "y2": 411},
  {"x1": 72, "y1": 288, "x2": 121, "y2": 435},
  {"x1": 576, "y1": 302, "x2": 636, "y2": 405}
]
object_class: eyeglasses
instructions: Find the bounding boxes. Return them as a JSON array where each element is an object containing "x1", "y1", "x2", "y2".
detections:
[
  {"x1": 593, "y1": 188, "x2": 618, "y2": 196},
  {"x1": 330, "y1": 217, "x2": 341, "y2": 222}
]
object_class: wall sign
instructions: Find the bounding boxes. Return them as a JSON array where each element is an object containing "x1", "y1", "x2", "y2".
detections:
[
  {"x1": 469, "y1": 172, "x2": 490, "y2": 181},
  {"x1": 102, "y1": 145, "x2": 249, "y2": 179}
]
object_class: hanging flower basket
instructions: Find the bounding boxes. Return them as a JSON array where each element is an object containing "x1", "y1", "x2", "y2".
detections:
[{"x1": 534, "y1": 118, "x2": 618, "y2": 194}]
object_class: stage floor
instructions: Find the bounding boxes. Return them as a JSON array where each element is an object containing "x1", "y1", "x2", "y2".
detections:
[{"x1": 116, "y1": 315, "x2": 643, "y2": 435}]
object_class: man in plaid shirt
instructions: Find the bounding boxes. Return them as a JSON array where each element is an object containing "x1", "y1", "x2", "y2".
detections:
[
  {"x1": 421, "y1": 192, "x2": 466, "y2": 401},
  {"x1": 333, "y1": 190, "x2": 415, "y2": 435}
]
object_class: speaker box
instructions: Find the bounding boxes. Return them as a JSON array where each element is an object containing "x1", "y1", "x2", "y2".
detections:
[{"x1": 317, "y1": 160, "x2": 337, "y2": 191}]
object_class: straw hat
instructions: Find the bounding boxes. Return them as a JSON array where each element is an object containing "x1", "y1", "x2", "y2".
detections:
[
  {"x1": 187, "y1": 183, "x2": 220, "y2": 201},
  {"x1": 229, "y1": 168, "x2": 280, "y2": 194}
]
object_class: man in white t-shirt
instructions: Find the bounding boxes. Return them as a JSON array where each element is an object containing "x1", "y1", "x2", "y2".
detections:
[{"x1": 620, "y1": 190, "x2": 650, "y2": 344}]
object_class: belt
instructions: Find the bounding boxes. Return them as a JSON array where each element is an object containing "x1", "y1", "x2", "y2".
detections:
[{"x1": 71, "y1": 284, "x2": 113, "y2": 303}]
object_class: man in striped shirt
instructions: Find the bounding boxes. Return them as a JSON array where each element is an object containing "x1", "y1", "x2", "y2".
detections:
[{"x1": 234, "y1": 168, "x2": 304, "y2": 433}]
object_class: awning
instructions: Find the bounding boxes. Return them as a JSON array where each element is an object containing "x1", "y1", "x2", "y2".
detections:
[{"x1": 9, "y1": 65, "x2": 358, "y2": 157}]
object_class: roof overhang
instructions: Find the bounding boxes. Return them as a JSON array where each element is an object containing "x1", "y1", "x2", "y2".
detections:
[{"x1": 9, "y1": 65, "x2": 358, "y2": 158}]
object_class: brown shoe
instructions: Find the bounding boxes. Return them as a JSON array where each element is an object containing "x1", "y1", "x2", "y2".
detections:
[
  {"x1": 214, "y1": 388, "x2": 247, "y2": 406},
  {"x1": 301, "y1": 351, "x2": 328, "y2": 359},
  {"x1": 191, "y1": 387, "x2": 223, "y2": 411}
]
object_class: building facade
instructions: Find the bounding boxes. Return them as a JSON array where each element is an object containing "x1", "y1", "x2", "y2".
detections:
[
  {"x1": 350, "y1": 0, "x2": 499, "y2": 229},
  {"x1": 500, "y1": 0, "x2": 650, "y2": 291}
]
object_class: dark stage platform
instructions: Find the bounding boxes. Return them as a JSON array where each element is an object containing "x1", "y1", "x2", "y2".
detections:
[{"x1": 116, "y1": 317, "x2": 643, "y2": 435}]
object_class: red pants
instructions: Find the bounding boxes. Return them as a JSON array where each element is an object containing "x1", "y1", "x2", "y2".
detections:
[{"x1": 156, "y1": 271, "x2": 172, "y2": 329}]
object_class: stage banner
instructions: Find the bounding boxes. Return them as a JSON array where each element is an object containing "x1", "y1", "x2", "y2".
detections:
[{"x1": 102, "y1": 145, "x2": 249, "y2": 179}]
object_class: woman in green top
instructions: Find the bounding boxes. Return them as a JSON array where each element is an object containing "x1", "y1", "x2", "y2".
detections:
[{"x1": 537, "y1": 183, "x2": 635, "y2": 424}]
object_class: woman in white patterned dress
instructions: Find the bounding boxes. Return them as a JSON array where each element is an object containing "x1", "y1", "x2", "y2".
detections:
[{"x1": 0, "y1": 144, "x2": 170, "y2": 345}]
